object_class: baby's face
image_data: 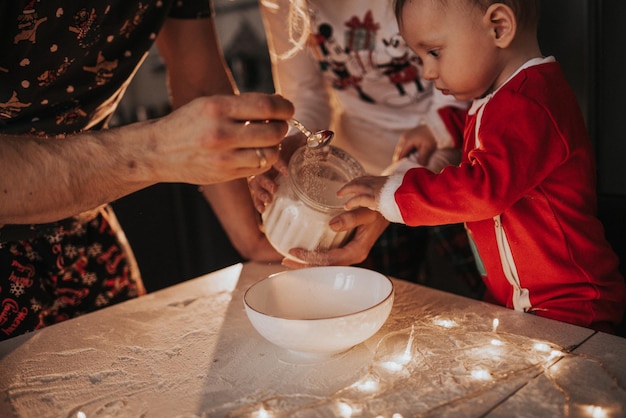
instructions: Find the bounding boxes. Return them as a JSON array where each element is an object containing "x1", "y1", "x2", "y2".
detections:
[{"x1": 398, "y1": 0, "x2": 504, "y2": 101}]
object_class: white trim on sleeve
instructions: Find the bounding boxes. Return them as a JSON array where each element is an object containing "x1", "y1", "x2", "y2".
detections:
[{"x1": 378, "y1": 173, "x2": 406, "y2": 224}]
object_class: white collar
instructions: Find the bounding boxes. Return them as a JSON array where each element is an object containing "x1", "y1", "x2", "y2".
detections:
[{"x1": 468, "y1": 56, "x2": 555, "y2": 115}]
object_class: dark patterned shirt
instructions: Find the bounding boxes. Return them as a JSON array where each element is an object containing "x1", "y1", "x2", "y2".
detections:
[
  {"x1": 0, "y1": 0, "x2": 213, "y2": 340},
  {"x1": 0, "y1": 0, "x2": 212, "y2": 136}
]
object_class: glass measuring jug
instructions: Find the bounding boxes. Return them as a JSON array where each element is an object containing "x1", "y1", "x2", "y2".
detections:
[{"x1": 262, "y1": 145, "x2": 365, "y2": 262}]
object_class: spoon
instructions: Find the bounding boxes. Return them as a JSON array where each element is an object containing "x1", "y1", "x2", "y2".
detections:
[{"x1": 290, "y1": 119, "x2": 334, "y2": 149}]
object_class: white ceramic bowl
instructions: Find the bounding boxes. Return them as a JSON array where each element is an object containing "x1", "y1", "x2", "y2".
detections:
[{"x1": 243, "y1": 266, "x2": 394, "y2": 356}]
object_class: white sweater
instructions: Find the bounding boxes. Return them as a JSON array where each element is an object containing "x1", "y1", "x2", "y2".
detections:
[{"x1": 260, "y1": 0, "x2": 468, "y2": 174}]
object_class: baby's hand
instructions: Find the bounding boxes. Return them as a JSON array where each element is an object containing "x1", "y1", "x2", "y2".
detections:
[
  {"x1": 393, "y1": 124, "x2": 437, "y2": 165},
  {"x1": 247, "y1": 133, "x2": 305, "y2": 213},
  {"x1": 337, "y1": 175, "x2": 389, "y2": 212}
]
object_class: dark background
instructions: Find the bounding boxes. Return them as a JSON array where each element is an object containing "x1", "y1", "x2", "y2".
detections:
[
  {"x1": 538, "y1": 1, "x2": 626, "y2": 283},
  {"x1": 110, "y1": 0, "x2": 626, "y2": 293}
]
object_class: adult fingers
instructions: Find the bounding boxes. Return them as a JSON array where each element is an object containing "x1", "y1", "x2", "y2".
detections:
[
  {"x1": 285, "y1": 210, "x2": 388, "y2": 267},
  {"x1": 284, "y1": 249, "x2": 338, "y2": 267},
  {"x1": 281, "y1": 256, "x2": 316, "y2": 269},
  {"x1": 318, "y1": 214, "x2": 388, "y2": 266},
  {"x1": 286, "y1": 244, "x2": 365, "y2": 267},
  {"x1": 329, "y1": 207, "x2": 381, "y2": 231},
  {"x1": 225, "y1": 93, "x2": 294, "y2": 149},
  {"x1": 236, "y1": 119, "x2": 289, "y2": 148},
  {"x1": 222, "y1": 92, "x2": 294, "y2": 122},
  {"x1": 187, "y1": 94, "x2": 292, "y2": 151}
]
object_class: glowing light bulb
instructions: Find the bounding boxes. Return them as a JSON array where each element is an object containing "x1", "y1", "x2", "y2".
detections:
[
  {"x1": 471, "y1": 369, "x2": 492, "y2": 380},
  {"x1": 490, "y1": 339, "x2": 504, "y2": 346},
  {"x1": 433, "y1": 318, "x2": 457, "y2": 328},
  {"x1": 381, "y1": 361, "x2": 404, "y2": 372},
  {"x1": 548, "y1": 349, "x2": 563, "y2": 360},
  {"x1": 584, "y1": 405, "x2": 607, "y2": 418},
  {"x1": 533, "y1": 343, "x2": 551, "y2": 353},
  {"x1": 77, "y1": 413, "x2": 87, "y2": 418},
  {"x1": 492, "y1": 318, "x2": 499, "y2": 332},
  {"x1": 353, "y1": 376, "x2": 379, "y2": 392},
  {"x1": 379, "y1": 325, "x2": 415, "y2": 372},
  {"x1": 255, "y1": 406, "x2": 271, "y2": 418},
  {"x1": 337, "y1": 401, "x2": 353, "y2": 417}
]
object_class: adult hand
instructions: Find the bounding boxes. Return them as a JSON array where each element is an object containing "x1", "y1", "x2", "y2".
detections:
[
  {"x1": 393, "y1": 124, "x2": 437, "y2": 166},
  {"x1": 247, "y1": 133, "x2": 305, "y2": 213},
  {"x1": 151, "y1": 92, "x2": 294, "y2": 185},
  {"x1": 281, "y1": 207, "x2": 389, "y2": 268},
  {"x1": 0, "y1": 93, "x2": 294, "y2": 225}
]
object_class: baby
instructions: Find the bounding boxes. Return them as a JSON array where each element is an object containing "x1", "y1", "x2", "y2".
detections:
[{"x1": 338, "y1": 0, "x2": 625, "y2": 333}]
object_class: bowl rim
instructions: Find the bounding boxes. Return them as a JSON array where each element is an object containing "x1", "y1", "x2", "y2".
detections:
[{"x1": 243, "y1": 266, "x2": 395, "y2": 321}]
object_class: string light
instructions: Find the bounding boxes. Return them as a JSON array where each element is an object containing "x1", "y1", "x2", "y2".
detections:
[
  {"x1": 380, "y1": 360, "x2": 405, "y2": 372},
  {"x1": 352, "y1": 375, "x2": 380, "y2": 392},
  {"x1": 235, "y1": 315, "x2": 617, "y2": 417},
  {"x1": 471, "y1": 369, "x2": 492, "y2": 381},
  {"x1": 492, "y1": 318, "x2": 500, "y2": 332},
  {"x1": 256, "y1": 406, "x2": 272, "y2": 418},
  {"x1": 377, "y1": 325, "x2": 415, "y2": 372},
  {"x1": 548, "y1": 349, "x2": 564, "y2": 361},
  {"x1": 433, "y1": 318, "x2": 457, "y2": 328},
  {"x1": 533, "y1": 342, "x2": 551, "y2": 353},
  {"x1": 337, "y1": 401, "x2": 353, "y2": 418},
  {"x1": 583, "y1": 405, "x2": 607, "y2": 418}
]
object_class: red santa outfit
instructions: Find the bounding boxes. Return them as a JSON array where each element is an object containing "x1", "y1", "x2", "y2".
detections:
[{"x1": 379, "y1": 57, "x2": 625, "y2": 332}]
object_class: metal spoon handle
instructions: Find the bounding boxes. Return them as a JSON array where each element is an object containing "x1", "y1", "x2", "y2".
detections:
[
  {"x1": 289, "y1": 119, "x2": 313, "y2": 138},
  {"x1": 289, "y1": 119, "x2": 334, "y2": 149}
]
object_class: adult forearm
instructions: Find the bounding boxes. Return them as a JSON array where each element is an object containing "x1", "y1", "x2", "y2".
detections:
[
  {"x1": 155, "y1": 17, "x2": 287, "y2": 261},
  {"x1": 0, "y1": 122, "x2": 157, "y2": 225},
  {"x1": 0, "y1": 93, "x2": 294, "y2": 226},
  {"x1": 201, "y1": 179, "x2": 281, "y2": 261},
  {"x1": 156, "y1": 17, "x2": 237, "y2": 105}
]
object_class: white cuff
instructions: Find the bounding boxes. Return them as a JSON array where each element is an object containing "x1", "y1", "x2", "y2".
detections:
[
  {"x1": 378, "y1": 173, "x2": 406, "y2": 224},
  {"x1": 381, "y1": 152, "x2": 422, "y2": 176}
]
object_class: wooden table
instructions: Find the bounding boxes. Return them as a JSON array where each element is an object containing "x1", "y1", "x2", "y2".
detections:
[{"x1": 1, "y1": 262, "x2": 624, "y2": 417}]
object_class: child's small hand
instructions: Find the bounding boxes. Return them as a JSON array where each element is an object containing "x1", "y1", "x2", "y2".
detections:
[
  {"x1": 247, "y1": 133, "x2": 305, "y2": 213},
  {"x1": 337, "y1": 175, "x2": 389, "y2": 212},
  {"x1": 393, "y1": 124, "x2": 437, "y2": 165}
]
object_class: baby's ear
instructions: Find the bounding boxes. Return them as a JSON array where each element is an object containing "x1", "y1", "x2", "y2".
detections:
[{"x1": 484, "y1": 3, "x2": 516, "y2": 48}]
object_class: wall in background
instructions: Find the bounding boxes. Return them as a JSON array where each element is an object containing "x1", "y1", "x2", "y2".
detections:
[
  {"x1": 538, "y1": 0, "x2": 626, "y2": 269},
  {"x1": 538, "y1": 0, "x2": 626, "y2": 196},
  {"x1": 593, "y1": 2, "x2": 626, "y2": 195},
  {"x1": 538, "y1": 0, "x2": 590, "y2": 123}
]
